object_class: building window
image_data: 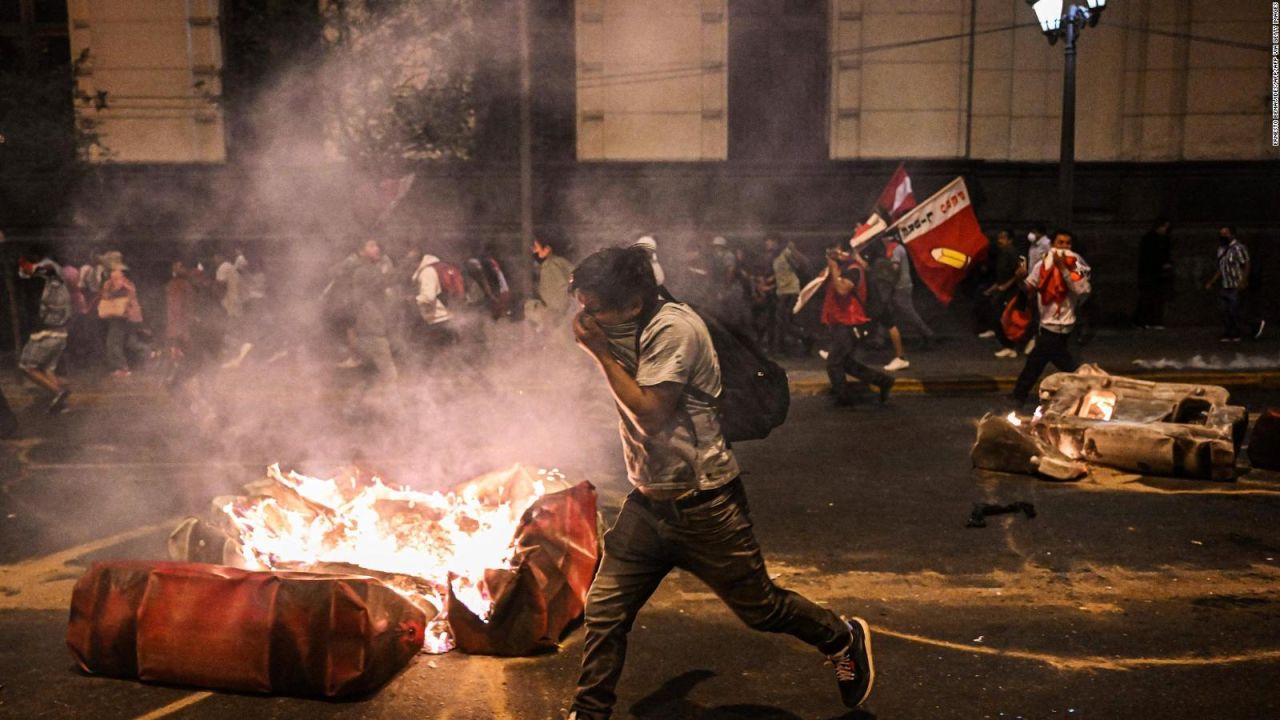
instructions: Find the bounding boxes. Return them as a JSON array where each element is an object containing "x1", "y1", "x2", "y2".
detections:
[{"x1": 576, "y1": 0, "x2": 727, "y2": 161}]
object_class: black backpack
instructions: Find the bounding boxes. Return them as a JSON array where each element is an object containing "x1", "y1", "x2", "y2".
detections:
[{"x1": 641, "y1": 297, "x2": 790, "y2": 442}]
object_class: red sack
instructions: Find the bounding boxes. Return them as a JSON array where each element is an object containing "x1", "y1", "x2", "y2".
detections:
[
  {"x1": 67, "y1": 561, "x2": 426, "y2": 697},
  {"x1": 1248, "y1": 408, "x2": 1280, "y2": 471},
  {"x1": 448, "y1": 481, "x2": 600, "y2": 656},
  {"x1": 1001, "y1": 292, "x2": 1032, "y2": 343}
]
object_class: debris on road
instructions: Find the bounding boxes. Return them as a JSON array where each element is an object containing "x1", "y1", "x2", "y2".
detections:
[{"x1": 965, "y1": 501, "x2": 1036, "y2": 528}]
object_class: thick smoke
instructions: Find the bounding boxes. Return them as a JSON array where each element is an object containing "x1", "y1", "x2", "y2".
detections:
[{"x1": 47, "y1": 1, "x2": 634, "y2": 506}]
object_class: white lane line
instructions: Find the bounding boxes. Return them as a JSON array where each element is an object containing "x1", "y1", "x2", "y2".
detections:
[
  {"x1": 131, "y1": 691, "x2": 215, "y2": 720},
  {"x1": 876, "y1": 626, "x2": 1280, "y2": 671}
]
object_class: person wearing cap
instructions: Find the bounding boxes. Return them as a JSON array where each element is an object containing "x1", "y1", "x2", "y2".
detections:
[{"x1": 99, "y1": 254, "x2": 147, "y2": 377}]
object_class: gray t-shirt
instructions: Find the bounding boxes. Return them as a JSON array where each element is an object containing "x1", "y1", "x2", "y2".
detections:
[
  {"x1": 604, "y1": 303, "x2": 740, "y2": 495},
  {"x1": 891, "y1": 242, "x2": 913, "y2": 289}
]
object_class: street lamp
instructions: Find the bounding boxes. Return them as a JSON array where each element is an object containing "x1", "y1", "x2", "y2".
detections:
[{"x1": 1026, "y1": 0, "x2": 1106, "y2": 229}]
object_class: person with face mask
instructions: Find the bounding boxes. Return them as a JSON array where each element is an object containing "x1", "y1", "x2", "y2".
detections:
[
  {"x1": 527, "y1": 234, "x2": 575, "y2": 330},
  {"x1": 562, "y1": 246, "x2": 874, "y2": 720},
  {"x1": 1010, "y1": 229, "x2": 1092, "y2": 405}
]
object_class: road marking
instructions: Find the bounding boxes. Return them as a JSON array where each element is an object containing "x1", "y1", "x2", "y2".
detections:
[
  {"x1": 875, "y1": 626, "x2": 1280, "y2": 671},
  {"x1": 0, "y1": 519, "x2": 179, "y2": 610},
  {"x1": 131, "y1": 691, "x2": 214, "y2": 720}
]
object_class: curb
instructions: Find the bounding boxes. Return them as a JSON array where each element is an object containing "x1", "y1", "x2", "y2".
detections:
[{"x1": 788, "y1": 370, "x2": 1280, "y2": 397}]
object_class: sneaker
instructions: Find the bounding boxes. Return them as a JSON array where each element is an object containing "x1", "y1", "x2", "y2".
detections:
[
  {"x1": 1023, "y1": 338, "x2": 1036, "y2": 355},
  {"x1": 829, "y1": 617, "x2": 875, "y2": 708},
  {"x1": 1254, "y1": 320, "x2": 1266, "y2": 340},
  {"x1": 336, "y1": 356, "x2": 362, "y2": 369},
  {"x1": 818, "y1": 349, "x2": 830, "y2": 360},
  {"x1": 111, "y1": 369, "x2": 131, "y2": 378},
  {"x1": 994, "y1": 348, "x2": 1018, "y2": 359},
  {"x1": 977, "y1": 330, "x2": 996, "y2": 339},
  {"x1": 878, "y1": 377, "x2": 894, "y2": 405},
  {"x1": 48, "y1": 389, "x2": 71, "y2": 414},
  {"x1": 883, "y1": 357, "x2": 910, "y2": 372}
]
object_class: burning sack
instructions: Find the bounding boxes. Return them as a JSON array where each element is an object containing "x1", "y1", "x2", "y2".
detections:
[
  {"x1": 67, "y1": 561, "x2": 426, "y2": 697},
  {"x1": 447, "y1": 481, "x2": 599, "y2": 656},
  {"x1": 168, "y1": 464, "x2": 600, "y2": 654},
  {"x1": 974, "y1": 368, "x2": 1248, "y2": 481}
]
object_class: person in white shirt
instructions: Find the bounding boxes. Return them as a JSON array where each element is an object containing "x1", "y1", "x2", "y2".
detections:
[
  {"x1": 411, "y1": 253, "x2": 454, "y2": 327},
  {"x1": 1011, "y1": 230, "x2": 1091, "y2": 405}
]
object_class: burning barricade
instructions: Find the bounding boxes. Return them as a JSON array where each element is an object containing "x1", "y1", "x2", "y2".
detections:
[
  {"x1": 67, "y1": 464, "x2": 599, "y2": 697},
  {"x1": 973, "y1": 367, "x2": 1248, "y2": 482}
]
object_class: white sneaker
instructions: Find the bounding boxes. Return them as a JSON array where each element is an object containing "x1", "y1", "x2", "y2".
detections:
[
  {"x1": 818, "y1": 349, "x2": 830, "y2": 360},
  {"x1": 977, "y1": 330, "x2": 996, "y2": 339},
  {"x1": 883, "y1": 357, "x2": 910, "y2": 372},
  {"x1": 994, "y1": 348, "x2": 1018, "y2": 359},
  {"x1": 336, "y1": 356, "x2": 361, "y2": 369},
  {"x1": 1023, "y1": 338, "x2": 1036, "y2": 355}
]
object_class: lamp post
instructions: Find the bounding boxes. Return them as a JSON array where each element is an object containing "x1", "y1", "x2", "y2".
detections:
[{"x1": 1025, "y1": 0, "x2": 1106, "y2": 230}]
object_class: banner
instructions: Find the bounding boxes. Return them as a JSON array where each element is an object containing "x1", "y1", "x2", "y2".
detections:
[
  {"x1": 877, "y1": 163, "x2": 916, "y2": 221},
  {"x1": 888, "y1": 177, "x2": 988, "y2": 305}
]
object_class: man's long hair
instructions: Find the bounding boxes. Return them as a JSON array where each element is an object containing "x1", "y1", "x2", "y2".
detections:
[{"x1": 570, "y1": 246, "x2": 658, "y2": 311}]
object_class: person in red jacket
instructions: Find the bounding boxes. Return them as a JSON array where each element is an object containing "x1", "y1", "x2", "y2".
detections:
[{"x1": 821, "y1": 241, "x2": 894, "y2": 406}]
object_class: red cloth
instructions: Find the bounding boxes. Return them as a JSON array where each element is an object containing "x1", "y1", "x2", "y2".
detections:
[
  {"x1": 820, "y1": 264, "x2": 870, "y2": 327},
  {"x1": 1035, "y1": 255, "x2": 1082, "y2": 307}
]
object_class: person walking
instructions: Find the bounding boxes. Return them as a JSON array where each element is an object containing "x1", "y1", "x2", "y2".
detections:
[
  {"x1": 1011, "y1": 230, "x2": 1091, "y2": 405},
  {"x1": 526, "y1": 234, "x2": 575, "y2": 334},
  {"x1": 883, "y1": 236, "x2": 935, "y2": 368},
  {"x1": 1135, "y1": 219, "x2": 1173, "y2": 329},
  {"x1": 98, "y1": 254, "x2": 146, "y2": 378},
  {"x1": 563, "y1": 246, "x2": 874, "y2": 720},
  {"x1": 982, "y1": 230, "x2": 1024, "y2": 358},
  {"x1": 822, "y1": 242, "x2": 896, "y2": 406},
  {"x1": 764, "y1": 235, "x2": 813, "y2": 356},
  {"x1": 16, "y1": 257, "x2": 73, "y2": 413},
  {"x1": 1204, "y1": 226, "x2": 1264, "y2": 342}
]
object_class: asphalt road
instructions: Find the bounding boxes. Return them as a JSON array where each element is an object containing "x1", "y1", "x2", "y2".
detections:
[{"x1": 1, "y1": 373, "x2": 1278, "y2": 720}]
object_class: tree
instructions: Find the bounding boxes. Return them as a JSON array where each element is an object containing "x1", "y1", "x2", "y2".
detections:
[{"x1": 320, "y1": 0, "x2": 478, "y2": 169}]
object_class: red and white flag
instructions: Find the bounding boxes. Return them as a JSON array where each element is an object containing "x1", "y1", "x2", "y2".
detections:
[
  {"x1": 849, "y1": 213, "x2": 887, "y2": 250},
  {"x1": 888, "y1": 176, "x2": 988, "y2": 305},
  {"x1": 876, "y1": 163, "x2": 916, "y2": 222}
]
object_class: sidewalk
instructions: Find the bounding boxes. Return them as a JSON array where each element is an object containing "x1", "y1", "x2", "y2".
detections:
[
  {"x1": 2, "y1": 327, "x2": 1278, "y2": 408},
  {"x1": 778, "y1": 325, "x2": 1280, "y2": 397}
]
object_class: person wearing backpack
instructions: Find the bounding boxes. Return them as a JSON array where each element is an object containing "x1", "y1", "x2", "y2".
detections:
[
  {"x1": 823, "y1": 242, "x2": 895, "y2": 406},
  {"x1": 17, "y1": 257, "x2": 73, "y2": 413},
  {"x1": 562, "y1": 246, "x2": 873, "y2": 720},
  {"x1": 410, "y1": 248, "x2": 459, "y2": 352}
]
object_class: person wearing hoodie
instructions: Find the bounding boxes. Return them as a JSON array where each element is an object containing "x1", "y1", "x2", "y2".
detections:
[
  {"x1": 411, "y1": 249, "x2": 456, "y2": 351},
  {"x1": 1011, "y1": 230, "x2": 1092, "y2": 405}
]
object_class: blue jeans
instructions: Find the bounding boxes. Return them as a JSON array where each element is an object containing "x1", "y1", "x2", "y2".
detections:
[{"x1": 571, "y1": 479, "x2": 849, "y2": 719}]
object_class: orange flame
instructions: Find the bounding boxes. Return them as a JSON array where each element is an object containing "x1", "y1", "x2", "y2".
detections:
[{"x1": 217, "y1": 463, "x2": 556, "y2": 653}]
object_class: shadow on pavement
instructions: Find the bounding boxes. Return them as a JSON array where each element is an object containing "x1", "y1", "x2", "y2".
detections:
[{"x1": 627, "y1": 669, "x2": 876, "y2": 720}]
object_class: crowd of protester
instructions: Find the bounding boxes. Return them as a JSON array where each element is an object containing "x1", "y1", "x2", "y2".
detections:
[{"x1": 0, "y1": 219, "x2": 1271, "y2": 436}]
